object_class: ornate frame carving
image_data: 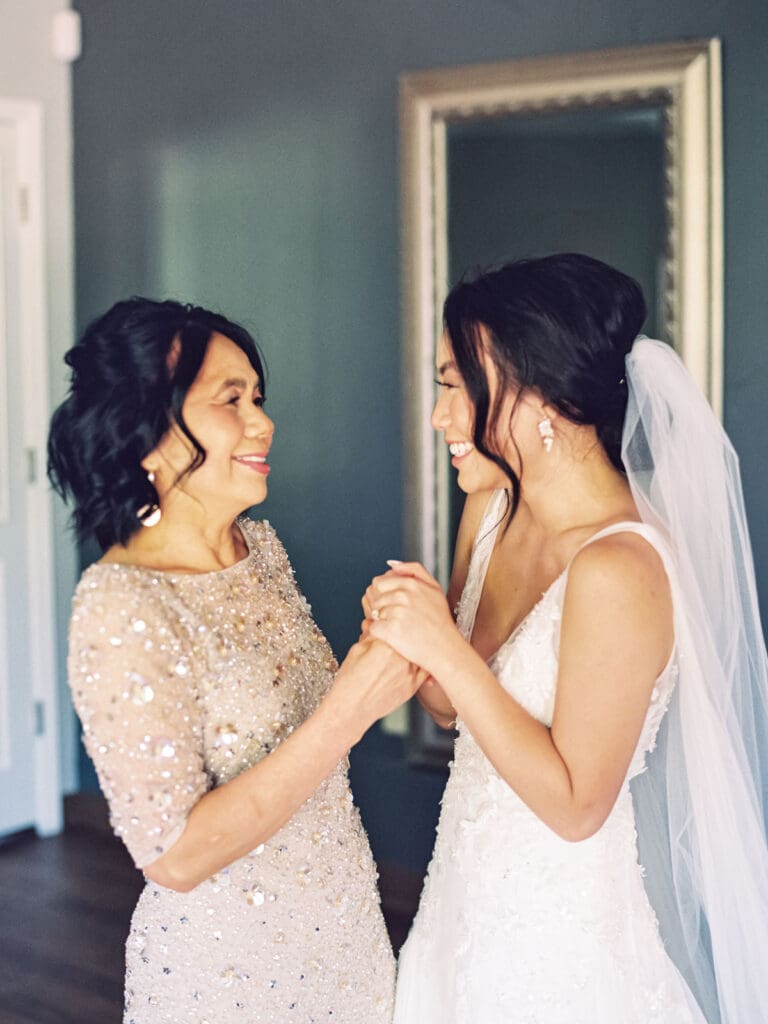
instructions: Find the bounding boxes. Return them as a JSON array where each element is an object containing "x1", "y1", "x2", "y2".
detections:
[{"x1": 399, "y1": 40, "x2": 723, "y2": 767}]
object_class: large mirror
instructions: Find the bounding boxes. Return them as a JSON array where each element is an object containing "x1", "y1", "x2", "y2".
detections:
[{"x1": 399, "y1": 39, "x2": 722, "y2": 767}]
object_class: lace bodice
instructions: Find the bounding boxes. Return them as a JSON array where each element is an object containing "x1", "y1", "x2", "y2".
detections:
[{"x1": 455, "y1": 489, "x2": 678, "y2": 785}]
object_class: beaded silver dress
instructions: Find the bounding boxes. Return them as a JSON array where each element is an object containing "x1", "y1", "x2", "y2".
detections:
[
  {"x1": 393, "y1": 490, "x2": 705, "y2": 1024},
  {"x1": 68, "y1": 518, "x2": 395, "y2": 1024}
]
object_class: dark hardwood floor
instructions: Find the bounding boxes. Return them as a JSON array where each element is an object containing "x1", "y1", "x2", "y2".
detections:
[
  {"x1": 0, "y1": 795, "x2": 420, "y2": 1023},
  {"x1": 0, "y1": 796, "x2": 142, "y2": 1023}
]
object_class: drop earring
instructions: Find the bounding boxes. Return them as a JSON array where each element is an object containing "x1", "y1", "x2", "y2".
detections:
[
  {"x1": 538, "y1": 417, "x2": 555, "y2": 453},
  {"x1": 137, "y1": 471, "x2": 162, "y2": 527}
]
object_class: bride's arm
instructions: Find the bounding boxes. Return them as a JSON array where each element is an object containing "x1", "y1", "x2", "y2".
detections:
[
  {"x1": 375, "y1": 489, "x2": 491, "y2": 729},
  {"x1": 368, "y1": 533, "x2": 673, "y2": 841},
  {"x1": 412, "y1": 491, "x2": 479, "y2": 727}
]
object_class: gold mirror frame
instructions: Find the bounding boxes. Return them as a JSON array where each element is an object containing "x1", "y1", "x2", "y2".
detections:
[{"x1": 399, "y1": 39, "x2": 722, "y2": 766}]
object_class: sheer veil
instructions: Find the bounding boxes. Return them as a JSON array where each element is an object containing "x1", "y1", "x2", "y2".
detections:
[{"x1": 623, "y1": 339, "x2": 768, "y2": 1024}]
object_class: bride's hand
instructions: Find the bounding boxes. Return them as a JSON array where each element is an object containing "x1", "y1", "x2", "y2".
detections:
[
  {"x1": 364, "y1": 562, "x2": 460, "y2": 675},
  {"x1": 358, "y1": 611, "x2": 437, "y2": 689}
]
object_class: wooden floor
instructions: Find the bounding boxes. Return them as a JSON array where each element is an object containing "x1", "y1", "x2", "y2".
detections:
[{"x1": 0, "y1": 795, "x2": 419, "y2": 1023}]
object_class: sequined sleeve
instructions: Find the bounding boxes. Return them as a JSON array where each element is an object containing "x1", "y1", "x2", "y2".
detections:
[{"x1": 68, "y1": 567, "x2": 211, "y2": 868}]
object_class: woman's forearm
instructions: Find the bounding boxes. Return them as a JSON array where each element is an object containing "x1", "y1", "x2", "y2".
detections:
[
  {"x1": 416, "y1": 680, "x2": 457, "y2": 728},
  {"x1": 144, "y1": 692, "x2": 362, "y2": 892}
]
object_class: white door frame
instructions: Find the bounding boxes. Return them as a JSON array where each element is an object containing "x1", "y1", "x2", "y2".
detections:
[{"x1": 0, "y1": 97, "x2": 62, "y2": 835}]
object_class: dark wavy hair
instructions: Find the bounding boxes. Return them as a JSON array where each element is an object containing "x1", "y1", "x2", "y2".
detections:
[
  {"x1": 443, "y1": 253, "x2": 646, "y2": 521},
  {"x1": 48, "y1": 297, "x2": 265, "y2": 549}
]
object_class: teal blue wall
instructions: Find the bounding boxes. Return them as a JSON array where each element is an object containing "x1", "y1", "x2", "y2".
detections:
[{"x1": 72, "y1": 0, "x2": 768, "y2": 871}]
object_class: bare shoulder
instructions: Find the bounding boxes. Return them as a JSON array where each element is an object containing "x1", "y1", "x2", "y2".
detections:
[
  {"x1": 559, "y1": 529, "x2": 674, "y2": 679},
  {"x1": 569, "y1": 529, "x2": 669, "y2": 591},
  {"x1": 565, "y1": 529, "x2": 673, "y2": 640}
]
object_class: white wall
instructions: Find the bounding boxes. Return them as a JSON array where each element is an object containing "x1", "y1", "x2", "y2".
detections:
[{"x1": 0, "y1": 0, "x2": 77, "y2": 794}]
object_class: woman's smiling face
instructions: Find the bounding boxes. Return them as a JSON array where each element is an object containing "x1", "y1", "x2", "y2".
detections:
[
  {"x1": 431, "y1": 332, "x2": 510, "y2": 494},
  {"x1": 431, "y1": 330, "x2": 550, "y2": 496},
  {"x1": 148, "y1": 332, "x2": 275, "y2": 518}
]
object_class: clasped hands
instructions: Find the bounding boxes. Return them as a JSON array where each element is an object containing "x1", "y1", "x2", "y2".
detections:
[
  {"x1": 364, "y1": 561, "x2": 456, "y2": 685},
  {"x1": 332, "y1": 562, "x2": 457, "y2": 731}
]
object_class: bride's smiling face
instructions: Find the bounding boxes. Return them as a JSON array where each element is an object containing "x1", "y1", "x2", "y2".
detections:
[
  {"x1": 146, "y1": 332, "x2": 275, "y2": 518},
  {"x1": 431, "y1": 331, "x2": 548, "y2": 495},
  {"x1": 431, "y1": 333, "x2": 508, "y2": 494}
]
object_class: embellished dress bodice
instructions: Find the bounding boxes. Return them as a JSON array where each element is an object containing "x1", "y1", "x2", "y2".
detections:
[
  {"x1": 393, "y1": 490, "x2": 705, "y2": 1024},
  {"x1": 68, "y1": 518, "x2": 394, "y2": 1024}
]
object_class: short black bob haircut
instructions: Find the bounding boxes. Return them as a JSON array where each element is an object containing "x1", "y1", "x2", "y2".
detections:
[
  {"x1": 443, "y1": 252, "x2": 647, "y2": 522},
  {"x1": 47, "y1": 297, "x2": 265, "y2": 549}
]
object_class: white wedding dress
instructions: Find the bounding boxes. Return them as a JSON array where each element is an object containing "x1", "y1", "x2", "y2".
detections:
[{"x1": 393, "y1": 489, "x2": 707, "y2": 1024}]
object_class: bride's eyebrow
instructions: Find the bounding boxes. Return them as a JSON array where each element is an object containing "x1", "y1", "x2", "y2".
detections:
[{"x1": 437, "y1": 360, "x2": 458, "y2": 376}]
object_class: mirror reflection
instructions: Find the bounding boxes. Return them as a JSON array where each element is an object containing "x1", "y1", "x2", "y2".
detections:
[
  {"x1": 445, "y1": 104, "x2": 668, "y2": 551},
  {"x1": 399, "y1": 41, "x2": 723, "y2": 769},
  {"x1": 448, "y1": 106, "x2": 667, "y2": 332}
]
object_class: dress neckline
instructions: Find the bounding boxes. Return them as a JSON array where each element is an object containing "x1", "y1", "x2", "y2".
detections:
[
  {"x1": 88, "y1": 517, "x2": 258, "y2": 581},
  {"x1": 460, "y1": 490, "x2": 658, "y2": 665},
  {"x1": 484, "y1": 569, "x2": 567, "y2": 666}
]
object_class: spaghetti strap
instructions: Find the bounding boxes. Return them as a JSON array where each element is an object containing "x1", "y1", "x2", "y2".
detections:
[
  {"x1": 570, "y1": 520, "x2": 677, "y2": 582},
  {"x1": 455, "y1": 489, "x2": 508, "y2": 642}
]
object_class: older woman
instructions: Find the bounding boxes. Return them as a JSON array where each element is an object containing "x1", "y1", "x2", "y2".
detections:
[{"x1": 48, "y1": 298, "x2": 414, "y2": 1024}]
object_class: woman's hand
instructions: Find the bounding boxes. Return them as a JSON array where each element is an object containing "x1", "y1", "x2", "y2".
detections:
[
  {"x1": 364, "y1": 562, "x2": 463, "y2": 678},
  {"x1": 143, "y1": 638, "x2": 421, "y2": 892},
  {"x1": 329, "y1": 637, "x2": 424, "y2": 740},
  {"x1": 360, "y1": 574, "x2": 440, "y2": 691}
]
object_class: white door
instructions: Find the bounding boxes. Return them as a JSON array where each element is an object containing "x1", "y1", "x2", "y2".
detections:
[
  {"x1": 0, "y1": 115, "x2": 35, "y2": 833},
  {"x1": 0, "y1": 101, "x2": 61, "y2": 837}
]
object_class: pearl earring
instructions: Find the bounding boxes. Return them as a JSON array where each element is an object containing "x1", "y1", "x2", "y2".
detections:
[
  {"x1": 538, "y1": 417, "x2": 554, "y2": 453},
  {"x1": 137, "y1": 471, "x2": 162, "y2": 527}
]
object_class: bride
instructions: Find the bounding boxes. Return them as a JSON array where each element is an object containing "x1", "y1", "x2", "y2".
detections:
[{"x1": 365, "y1": 254, "x2": 768, "y2": 1023}]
